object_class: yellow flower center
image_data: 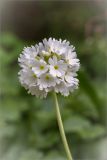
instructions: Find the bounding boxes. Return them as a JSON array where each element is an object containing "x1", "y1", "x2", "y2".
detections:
[
  {"x1": 45, "y1": 75, "x2": 50, "y2": 80},
  {"x1": 40, "y1": 65, "x2": 44, "y2": 70},
  {"x1": 54, "y1": 65, "x2": 59, "y2": 70},
  {"x1": 33, "y1": 74, "x2": 37, "y2": 78}
]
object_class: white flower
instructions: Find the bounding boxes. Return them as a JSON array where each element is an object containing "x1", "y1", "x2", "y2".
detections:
[
  {"x1": 55, "y1": 81, "x2": 70, "y2": 96},
  {"x1": 18, "y1": 67, "x2": 37, "y2": 86},
  {"x1": 28, "y1": 85, "x2": 47, "y2": 98},
  {"x1": 37, "y1": 73, "x2": 57, "y2": 90},
  {"x1": 18, "y1": 38, "x2": 80, "y2": 98},
  {"x1": 65, "y1": 68, "x2": 77, "y2": 83},
  {"x1": 49, "y1": 56, "x2": 67, "y2": 77},
  {"x1": 32, "y1": 59, "x2": 48, "y2": 76},
  {"x1": 65, "y1": 48, "x2": 79, "y2": 65}
]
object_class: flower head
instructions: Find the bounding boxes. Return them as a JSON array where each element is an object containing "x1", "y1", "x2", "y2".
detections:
[{"x1": 18, "y1": 38, "x2": 80, "y2": 98}]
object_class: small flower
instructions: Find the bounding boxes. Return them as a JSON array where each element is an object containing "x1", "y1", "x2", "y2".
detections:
[
  {"x1": 65, "y1": 68, "x2": 77, "y2": 83},
  {"x1": 49, "y1": 56, "x2": 67, "y2": 77},
  {"x1": 55, "y1": 81, "x2": 70, "y2": 96},
  {"x1": 32, "y1": 59, "x2": 48, "y2": 76},
  {"x1": 18, "y1": 67, "x2": 37, "y2": 86},
  {"x1": 38, "y1": 73, "x2": 57, "y2": 90},
  {"x1": 28, "y1": 85, "x2": 47, "y2": 98},
  {"x1": 18, "y1": 38, "x2": 80, "y2": 98}
]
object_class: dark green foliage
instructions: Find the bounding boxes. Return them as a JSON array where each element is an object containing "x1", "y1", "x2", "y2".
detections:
[
  {"x1": 0, "y1": 31, "x2": 106, "y2": 160},
  {"x1": 0, "y1": 1, "x2": 107, "y2": 159}
]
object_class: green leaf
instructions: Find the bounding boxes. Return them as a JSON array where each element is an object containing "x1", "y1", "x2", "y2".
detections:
[
  {"x1": 0, "y1": 143, "x2": 24, "y2": 160},
  {"x1": 78, "y1": 69, "x2": 104, "y2": 122},
  {"x1": 0, "y1": 98, "x2": 28, "y2": 121},
  {"x1": 33, "y1": 132, "x2": 59, "y2": 149},
  {"x1": 0, "y1": 142, "x2": 43, "y2": 160},
  {"x1": 36, "y1": 110, "x2": 55, "y2": 130},
  {"x1": 64, "y1": 115, "x2": 90, "y2": 133},
  {"x1": 66, "y1": 92, "x2": 99, "y2": 119},
  {"x1": 79, "y1": 125, "x2": 106, "y2": 140},
  {"x1": 19, "y1": 149, "x2": 43, "y2": 160},
  {"x1": 0, "y1": 118, "x2": 16, "y2": 138},
  {"x1": 44, "y1": 151, "x2": 66, "y2": 160}
]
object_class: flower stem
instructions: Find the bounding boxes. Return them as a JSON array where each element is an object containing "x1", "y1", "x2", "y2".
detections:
[{"x1": 53, "y1": 92, "x2": 73, "y2": 160}]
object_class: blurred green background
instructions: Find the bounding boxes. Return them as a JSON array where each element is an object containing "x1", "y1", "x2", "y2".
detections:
[{"x1": 0, "y1": 1, "x2": 107, "y2": 160}]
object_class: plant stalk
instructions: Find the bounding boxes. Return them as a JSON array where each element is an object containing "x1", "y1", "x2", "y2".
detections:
[{"x1": 53, "y1": 92, "x2": 73, "y2": 160}]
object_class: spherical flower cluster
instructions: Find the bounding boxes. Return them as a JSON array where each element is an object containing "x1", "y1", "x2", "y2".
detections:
[{"x1": 18, "y1": 38, "x2": 80, "y2": 98}]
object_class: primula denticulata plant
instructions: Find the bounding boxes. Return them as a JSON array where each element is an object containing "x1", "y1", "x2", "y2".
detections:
[{"x1": 18, "y1": 38, "x2": 80, "y2": 160}]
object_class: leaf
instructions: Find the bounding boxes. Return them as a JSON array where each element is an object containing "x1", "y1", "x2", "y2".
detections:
[
  {"x1": 33, "y1": 132, "x2": 59, "y2": 149},
  {"x1": 78, "y1": 69, "x2": 104, "y2": 122},
  {"x1": 0, "y1": 142, "x2": 43, "y2": 160},
  {"x1": 0, "y1": 98, "x2": 28, "y2": 121},
  {"x1": 19, "y1": 149, "x2": 43, "y2": 160},
  {"x1": 44, "y1": 151, "x2": 66, "y2": 160},
  {"x1": 36, "y1": 110, "x2": 55, "y2": 130},
  {"x1": 64, "y1": 115, "x2": 90, "y2": 133},
  {"x1": 0, "y1": 121, "x2": 16, "y2": 138},
  {"x1": 66, "y1": 92, "x2": 99, "y2": 119},
  {"x1": 0, "y1": 143, "x2": 24, "y2": 160},
  {"x1": 79, "y1": 125, "x2": 106, "y2": 140}
]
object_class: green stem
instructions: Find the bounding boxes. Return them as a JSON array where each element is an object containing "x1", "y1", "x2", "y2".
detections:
[{"x1": 53, "y1": 92, "x2": 73, "y2": 160}]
